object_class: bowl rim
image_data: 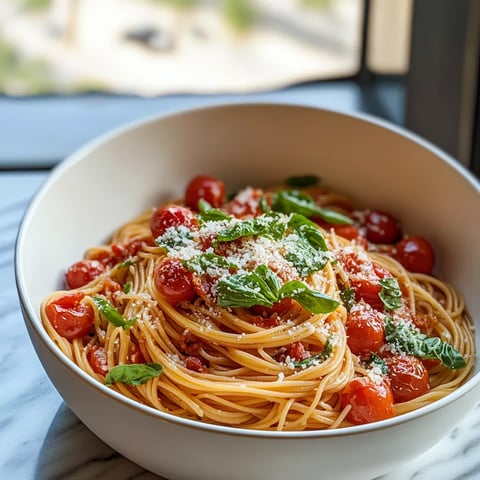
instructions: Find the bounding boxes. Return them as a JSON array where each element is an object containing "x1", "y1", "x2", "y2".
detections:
[{"x1": 15, "y1": 100, "x2": 480, "y2": 439}]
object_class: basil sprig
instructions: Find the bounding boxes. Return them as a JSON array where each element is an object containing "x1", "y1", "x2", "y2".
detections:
[
  {"x1": 384, "y1": 316, "x2": 466, "y2": 369},
  {"x1": 379, "y1": 278, "x2": 402, "y2": 310},
  {"x1": 106, "y1": 363, "x2": 163, "y2": 386},
  {"x1": 271, "y1": 190, "x2": 353, "y2": 225},
  {"x1": 93, "y1": 295, "x2": 136, "y2": 329},
  {"x1": 216, "y1": 265, "x2": 339, "y2": 314}
]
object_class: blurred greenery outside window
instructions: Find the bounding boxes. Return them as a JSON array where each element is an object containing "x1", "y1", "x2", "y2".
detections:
[{"x1": 0, "y1": 0, "x2": 413, "y2": 96}]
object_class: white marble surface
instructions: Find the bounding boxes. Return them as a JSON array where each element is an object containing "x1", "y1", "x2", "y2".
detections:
[{"x1": 2, "y1": 172, "x2": 480, "y2": 480}]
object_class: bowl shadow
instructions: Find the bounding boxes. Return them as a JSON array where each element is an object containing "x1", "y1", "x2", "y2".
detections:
[{"x1": 34, "y1": 402, "x2": 167, "y2": 480}]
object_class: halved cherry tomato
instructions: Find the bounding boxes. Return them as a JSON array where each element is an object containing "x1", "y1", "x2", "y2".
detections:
[
  {"x1": 87, "y1": 345, "x2": 108, "y2": 375},
  {"x1": 384, "y1": 355, "x2": 430, "y2": 403},
  {"x1": 345, "y1": 308, "x2": 385, "y2": 358},
  {"x1": 154, "y1": 258, "x2": 196, "y2": 304},
  {"x1": 65, "y1": 260, "x2": 105, "y2": 289},
  {"x1": 150, "y1": 204, "x2": 198, "y2": 239},
  {"x1": 45, "y1": 293, "x2": 94, "y2": 340},
  {"x1": 364, "y1": 210, "x2": 401, "y2": 244},
  {"x1": 341, "y1": 376, "x2": 395, "y2": 425},
  {"x1": 185, "y1": 175, "x2": 225, "y2": 211},
  {"x1": 276, "y1": 341, "x2": 308, "y2": 363},
  {"x1": 395, "y1": 236, "x2": 435, "y2": 275}
]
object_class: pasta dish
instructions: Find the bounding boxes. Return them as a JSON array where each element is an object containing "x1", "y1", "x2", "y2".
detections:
[{"x1": 41, "y1": 174, "x2": 475, "y2": 431}]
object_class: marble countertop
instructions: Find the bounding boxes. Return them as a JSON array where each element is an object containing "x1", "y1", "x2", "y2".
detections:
[{"x1": 2, "y1": 171, "x2": 480, "y2": 480}]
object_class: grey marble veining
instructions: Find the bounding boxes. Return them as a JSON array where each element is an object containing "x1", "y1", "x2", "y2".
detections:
[{"x1": 2, "y1": 172, "x2": 479, "y2": 480}]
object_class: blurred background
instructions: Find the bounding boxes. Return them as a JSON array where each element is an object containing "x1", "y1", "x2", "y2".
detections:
[{"x1": 0, "y1": 0, "x2": 479, "y2": 175}]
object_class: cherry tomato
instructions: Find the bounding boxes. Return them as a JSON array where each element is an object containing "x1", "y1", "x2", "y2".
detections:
[
  {"x1": 276, "y1": 342, "x2": 308, "y2": 363},
  {"x1": 87, "y1": 345, "x2": 108, "y2": 375},
  {"x1": 341, "y1": 377, "x2": 395, "y2": 425},
  {"x1": 345, "y1": 308, "x2": 385, "y2": 358},
  {"x1": 364, "y1": 210, "x2": 401, "y2": 244},
  {"x1": 45, "y1": 293, "x2": 94, "y2": 340},
  {"x1": 227, "y1": 187, "x2": 264, "y2": 218},
  {"x1": 65, "y1": 260, "x2": 105, "y2": 289},
  {"x1": 395, "y1": 236, "x2": 435, "y2": 275},
  {"x1": 332, "y1": 225, "x2": 368, "y2": 249},
  {"x1": 185, "y1": 175, "x2": 225, "y2": 211},
  {"x1": 351, "y1": 263, "x2": 393, "y2": 311},
  {"x1": 150, "y1": 204, "x2": 198, "y2": 239},
  {"x1": 384, "y1": 355, "x2": 430, "y2": 403},
  {"x1": 154, "y1": 258, "x2": 196, "y2": 304},
  {"x1": 249, "y1": 298, "x2": 295, "y2": 318}
]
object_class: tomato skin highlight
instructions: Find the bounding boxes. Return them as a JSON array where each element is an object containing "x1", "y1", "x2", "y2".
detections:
[
  {"x1": 185, "y1": 176, "x2": 225, "y2": 211},
  {"x1": 345, "y1": 308, "x2": 385, "y2": 358},
  {"x1": 150, "y1": 204, "x2": 198, "y2": 239},
  {"x1": 364, "y1": 210, "x2": 401, "y2": 244},
  {"x1": 154, "y1": 258, "x2": 196, "y2": 305},
  {"x1": 65, "y1": 260, "x2": 105, "y2": 289},
  {"x1": 384, "y1": 355, "x2": 430, "y2": 403},
  {"x1": 341, "y1": 377, "x2": 395, "y2": 425},
  {"x1": 45, "y1": 293, "x2": 94, "y2": 340},
  {"x1": 395, "y1": 236, "x2": 435, "y2": 275}
]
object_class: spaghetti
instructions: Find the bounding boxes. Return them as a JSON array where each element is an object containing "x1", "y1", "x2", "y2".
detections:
[{"x1": 41, "y1": 175, "x2": 475, "y2": 431}]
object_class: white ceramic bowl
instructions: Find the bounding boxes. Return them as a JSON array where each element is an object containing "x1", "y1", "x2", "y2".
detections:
[{"x1": 16, "y1": 103, "x2": 480, "y2": 480}]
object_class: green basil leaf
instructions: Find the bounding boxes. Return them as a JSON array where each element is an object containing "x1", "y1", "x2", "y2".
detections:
[
  {"x1": 384, "y1": 316, "x2": 466, "y2": 369},
  {"x1": 293, "y1": 336, "x2": 333, "y2": 368},
  {"x1": 184, "y1": 253, "x2": 238, "y2": 275},
  {"x1": 216, "y1": 266, "x2": 281, "y2": 308},
  {"x1": 198, "y1": 199, "x2": 232, "y2": 222},
  {"x1": 284, "y1": 236, "x2": 329, "y2": 277},
  {"x1": 272, "y1": 190, "x2": 353, "y2": 225},
  {"x1": 215, "y1": 213, "x2": 287, "y2": 243},
  {"x1": 105, "y1": 363, "x2": 163, "y2": 386},
  {"x1": 367, "y1": 353, "x2": 389, "y2": 374},
  {"x1": 155, "y1": 227, "x2": 194, "y2": 250},
  {"x1": 279, "y1": 280, "x2": 339, "y2": 314},
  {"x1": 287, "y1": 213, "x2": 328, "y2": 251},
  {"x1": 93, "y1": 295, "x2": 136, "y2": 329},
  {"x1": 340, "y1": 287, "x2": 356, "y2": 312},
  {"x1": 286, "y1": 175, "x2": 320, "y2": 188},
  {"x1": 123, "y1": 281, "x2": 132, "y2": 294},
  {"x1": 116, "y1": 259, "x2": 135, "y2": 269},
  {"x1": 379, "y1": 278, "x2": 402, "y2": 310}
]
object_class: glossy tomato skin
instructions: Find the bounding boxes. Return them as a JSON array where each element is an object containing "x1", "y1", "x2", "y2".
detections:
[
  {"x1": 154, "y1": 258, "x2": 196, "y2": 304},
  {"x1": 65, "y1": 260, "x2": 105, "y2": 289},
  {"x1": 364, "y1": 210, "x2": 401, "y2": 244},
  {"x1": 384, "y1": 355, "x2": 430, "y2": 403},
  {"x1": 185, "y1": 176, "x2": 225, "y2": 211},
  {"x1": 150, "y1": 204, "x2": 198, "y2": 239},
  {"x1": 45, "y1": 293, "x2": 94, "y2": 340},
  {"x1": 341, "y1": 377, "x2": 395, "y2": 425},
  {"x1": 395, "y1": 236, "x2": 435, "y2": 275},
  {"x1": 87, "y1": 345, "x2": 108, "y2": 375},
  {"x1": 331, "y1": 225, "x2": 368, "y2": 249},
  {"x1": 345, "y1": 308, "x2": 385, "y2": 358},
  {"x1": 350, "y1": 264, "x2": 393, "y2": 311}
]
